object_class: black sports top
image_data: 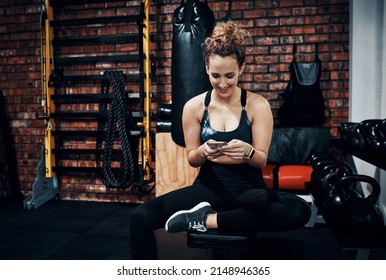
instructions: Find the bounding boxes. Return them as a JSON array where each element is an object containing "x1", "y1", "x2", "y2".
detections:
[
  {"x1": 200, "y1": 88, "x2": 252, "y2": 144},
  {"x1": 196, "y1": 88, "x2": 266, "y2": 189}
]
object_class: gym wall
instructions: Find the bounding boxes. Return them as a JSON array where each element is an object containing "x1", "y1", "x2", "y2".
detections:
[{"x1": 0, "y1": 0, "x2": 349, "y2": 202}]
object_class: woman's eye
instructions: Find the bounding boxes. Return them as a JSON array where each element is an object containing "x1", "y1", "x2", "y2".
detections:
[{"x1": 211, "y1": 74, "x2": 235, "y2": 79}]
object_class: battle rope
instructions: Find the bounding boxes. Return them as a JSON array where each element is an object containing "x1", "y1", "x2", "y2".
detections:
[{"x1": 96, "y1": 71, "x2": 136, "y2": 189}]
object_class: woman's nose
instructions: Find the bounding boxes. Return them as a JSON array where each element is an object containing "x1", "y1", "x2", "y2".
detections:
[{"x1": 219, "y1": 79, "x2": 227, "y2": 88}]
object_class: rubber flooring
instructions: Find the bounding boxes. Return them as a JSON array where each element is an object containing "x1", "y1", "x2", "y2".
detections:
[{"x1": 0, "y1": 199, "x2": 385, "y2": 260}]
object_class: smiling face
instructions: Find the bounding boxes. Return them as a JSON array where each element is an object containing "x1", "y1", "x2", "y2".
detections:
[{"x1": 206, "y1": 55, "x2": 245, "y2": 96}]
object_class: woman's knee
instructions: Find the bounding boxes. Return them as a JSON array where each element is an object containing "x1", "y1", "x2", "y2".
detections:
[
  {"x1": 285, "y1": 194, "x2": 311, "y2": 227},
  {"x1": 129, "y1": 202, "x2": 162, "y2": 230},
  {"x1": 129, "y1": 204, "x2": 150, "y2": 227},
  {"x1": 269, "y1": 192, "x2": 311, "y2": 229}
]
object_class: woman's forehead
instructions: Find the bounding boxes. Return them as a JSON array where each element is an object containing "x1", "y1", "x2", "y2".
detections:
[{"x1": 207, "y1": 55, "x2": 238, "y2": 69}]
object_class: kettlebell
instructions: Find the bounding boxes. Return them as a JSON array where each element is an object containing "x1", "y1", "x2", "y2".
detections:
[
  {"x1": 338, "y1": 122, "x2": 357, "y2": 141},
  {"x1": 310, "y1": 152, "x2": 336, "y2": 168},
  {"x1": 310, "y1": 160, "x2": 340, "y2": 204},
  {"x1": 315, "y1": 159, "x2": 340, "y2": 175},
  {"x1": 348, "y1": 123, "x2": 364, "y2": 150},
  {"x1": 374, "y1": 120, "x2": 386, "y2": 157},
  {"x1": 381, "y1": 118, "x2": 386, "y2": 137},
  {"x1": 359, "y1": 119, "x2": 382, "y2": 156},
  {"x1": 336, "y1": 174, "x2": 384, "y2": 234},
  {"x1": 321, "y1": 169, "x2": 341, "y2": 216},
  {"x1": 338, "y1": 122, "x2": 364, "y2": 150},
  {"x1": 321, "y1": 163, "x2": 353, "y2": 217}
]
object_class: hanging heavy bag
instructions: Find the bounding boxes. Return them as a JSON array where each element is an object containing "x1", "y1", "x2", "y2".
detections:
[
  {"x1": 336, "y1": 174, "x2": 384, "y2": 234},
  {"x1": 171, "y1": 0, "x2": 215, "y2": 146},
  {"x1": 278, "y1": 44, "x2": 326, "y2": 127}
]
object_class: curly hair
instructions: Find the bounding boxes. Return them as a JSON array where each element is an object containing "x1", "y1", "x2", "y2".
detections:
[{"x1": 203, "y1": 21, "x2": 248, "y2": 68}]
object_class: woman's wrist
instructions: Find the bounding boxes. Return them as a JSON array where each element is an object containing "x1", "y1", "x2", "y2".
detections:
[
  {"x1": 243, "y1": 144, "x2": 255, "y2": 160},
  {"x1": 198, "y1": 145, "x2": 206, "y2": 159}
]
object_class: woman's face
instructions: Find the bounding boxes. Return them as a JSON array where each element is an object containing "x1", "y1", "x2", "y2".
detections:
[{"x1": 206, "y1": 54, "x2": 245, "y2": 96}]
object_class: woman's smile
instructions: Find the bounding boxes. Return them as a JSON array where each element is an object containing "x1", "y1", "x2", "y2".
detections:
[{"x1": 217, "y1": 86, "x2": 230, "y2": 94}]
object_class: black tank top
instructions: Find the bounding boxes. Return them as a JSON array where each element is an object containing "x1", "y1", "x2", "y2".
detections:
[
  {"x1": 200, "y1": 89, "x2": 252, "y2": 144},
  {"x1": 196, "y1": 89, "x2": 266, "y2": 189}
]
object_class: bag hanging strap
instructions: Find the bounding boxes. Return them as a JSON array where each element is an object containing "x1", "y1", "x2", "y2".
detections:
[
  {"x1": 315, "y1": 43, "x2": 320, "y2": 61},
  {"x1": 292, "y1": 43, "x2": 297, "y2": 61},
  {"x1": 184, "y1": 0, "x2": 194, "y2": 32},
  {"x1": 293, "y1": 43, "x2": 320, "y2": 62},
  {"x1": 181, "y1": 0, "x2": 209, "y2": 32},
  {"x1": 221, "y1": 0, "x2": 233, "y2": 23}
]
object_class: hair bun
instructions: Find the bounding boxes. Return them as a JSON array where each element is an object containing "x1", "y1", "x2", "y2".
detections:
[
  {"x1": 203, "y1": 21, "x2": 247, "y2": 68},
  {"x1": 211, "y1": 21, "x2": 248, "y2": 45}
]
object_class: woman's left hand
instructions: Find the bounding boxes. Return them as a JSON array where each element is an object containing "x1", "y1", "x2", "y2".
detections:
[{"x1": 218, "y1": 139, "x2": 249, "y2": 160}]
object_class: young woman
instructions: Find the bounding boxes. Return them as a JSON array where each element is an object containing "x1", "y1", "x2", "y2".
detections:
[{"x1": 128, "y1": 21, "x2": 310, "y2": 259}]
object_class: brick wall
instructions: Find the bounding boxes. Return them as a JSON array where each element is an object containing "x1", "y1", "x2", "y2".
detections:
[
  {"x1": 0, "y1": 0, "x2": 349, "y2": 203},
  {"x1": 151, "y1": 0, "x2": 350, "y2": 132},
  {"x1": 0, "y1": 0, "x2": 44, "y2": 202}
]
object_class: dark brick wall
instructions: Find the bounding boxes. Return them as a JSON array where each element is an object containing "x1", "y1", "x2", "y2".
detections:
[
  {"x1": 0, "y1": 0, "x2": 349, "y2": 202},
  {"x1": 0, "y1": 0, "x2": 44, "y2": 201},
  {"x1": 151, "y1": 0, "x2": 349, "y2": 131}
]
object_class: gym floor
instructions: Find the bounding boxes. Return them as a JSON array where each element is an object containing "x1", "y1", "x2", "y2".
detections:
[{"x1": 0, "y1": 198, "x2": 385, "y2": 260}]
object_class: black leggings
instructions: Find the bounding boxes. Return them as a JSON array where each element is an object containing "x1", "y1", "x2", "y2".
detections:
[{"x1": 128, "y1": 163, "x2": 311, "y2": 259}]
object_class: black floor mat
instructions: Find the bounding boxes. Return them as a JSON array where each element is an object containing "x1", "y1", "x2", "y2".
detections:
[{"x1": 0, "y1": 199, "x2": 384, "y2": 260}]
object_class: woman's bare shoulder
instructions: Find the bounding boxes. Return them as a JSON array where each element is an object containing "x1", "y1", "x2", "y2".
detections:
[
  {"x1": 184, "y1": 91, "x2": 207, "y2": 110},
  {"x1": 246, "y1": 91, "x2": 271, "y2": 110}
]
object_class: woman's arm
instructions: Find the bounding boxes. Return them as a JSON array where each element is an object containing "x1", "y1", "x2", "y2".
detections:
[
  {"x1": 245, "y1": 93, "x2": 273, "y2": 168},
  {"x1": 182, "y1": 94, "x2": 209, "y2": 167}
]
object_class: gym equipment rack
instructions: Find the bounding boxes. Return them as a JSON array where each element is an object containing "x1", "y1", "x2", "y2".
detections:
[{"x1": 27, "y1": 0, "x2": 154, "y2": 207}]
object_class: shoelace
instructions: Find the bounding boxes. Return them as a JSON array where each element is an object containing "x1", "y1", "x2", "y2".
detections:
[{"x1": 189, "y1": 220, "x2": 207, "y2": 232}]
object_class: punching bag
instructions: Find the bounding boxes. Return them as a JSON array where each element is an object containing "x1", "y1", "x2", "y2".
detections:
[
  {"x1": 171, "y1": 0, "x2": 215, "y2": 146},
  {"x1": 278, "y1": 44, "x2": 326, "y2": 127}
]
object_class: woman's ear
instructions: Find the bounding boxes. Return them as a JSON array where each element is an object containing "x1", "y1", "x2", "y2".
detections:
[{"x1": 205, "y1": 64, "x2": 210, "y2": 75}]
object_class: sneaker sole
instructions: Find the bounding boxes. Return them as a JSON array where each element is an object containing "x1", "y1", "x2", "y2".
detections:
[{"x1": 165, "y1": 201, "x2": 211, "y2": 232}]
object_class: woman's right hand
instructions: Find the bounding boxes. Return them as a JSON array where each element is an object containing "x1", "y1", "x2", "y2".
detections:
[{"x1": 202, "y1": 141, "x2": 224, "y2": 161}]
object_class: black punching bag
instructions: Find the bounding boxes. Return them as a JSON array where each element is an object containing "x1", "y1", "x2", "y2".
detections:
[{"x1": 171, "y1": 0, "x2": 215, "y2": 146}]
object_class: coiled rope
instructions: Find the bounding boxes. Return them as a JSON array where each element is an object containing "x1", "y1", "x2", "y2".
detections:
[{"x1": 96, "y1": 71, "x2": 136, "y2": 188}]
